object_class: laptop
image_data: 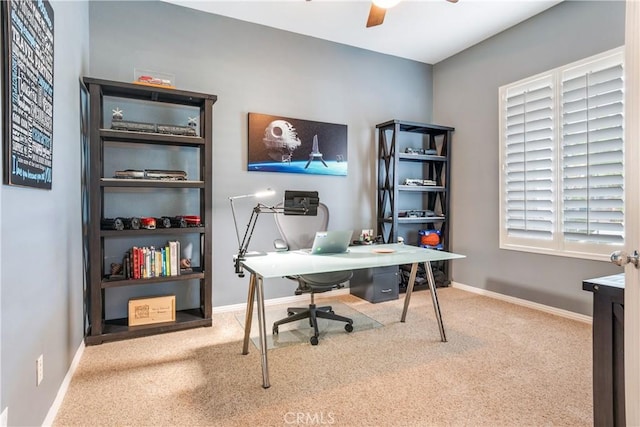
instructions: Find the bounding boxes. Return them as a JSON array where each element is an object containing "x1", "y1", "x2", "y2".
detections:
[{"x1": 301, "y1": 230, "x2": 353, "y2": 255}]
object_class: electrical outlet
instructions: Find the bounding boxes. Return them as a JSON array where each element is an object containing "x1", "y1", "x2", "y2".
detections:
[{"x1": 36, "y1": 354, "x2": 43, "y2": 386}]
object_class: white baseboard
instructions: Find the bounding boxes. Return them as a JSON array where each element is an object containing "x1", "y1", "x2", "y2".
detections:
[
  {"x1": 42, "y1": 341, "x2": 85, "y2": 427},
  {"x1": 213, "y1": 287, "x2": 350, "y2": 314},
  {"x1": 451, "y1": 281, "x2": 592, "y2": 324}
]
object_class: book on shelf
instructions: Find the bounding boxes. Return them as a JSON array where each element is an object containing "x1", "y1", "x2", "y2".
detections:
[
  {"x1": 113, "y1": 241, "x2": 185, "y2": 280},
  {"x1": 169, "y1": 240, "x2": 180, "y2": 276}
]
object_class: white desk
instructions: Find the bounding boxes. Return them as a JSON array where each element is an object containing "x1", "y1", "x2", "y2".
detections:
[{"x1": 240, "y1": 243, "x2": 465, "y2": 388}]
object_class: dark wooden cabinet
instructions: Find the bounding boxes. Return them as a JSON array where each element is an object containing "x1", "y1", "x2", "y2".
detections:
[
  {"x1": 82, "y1": 77, "x2": 216, "y2": 345},
  {"x1": 376, "y1": 120, "x2": 454, "y2": 291},
  {"x1": 583, "y1": 273, "x2": 625, "y2": 426}
]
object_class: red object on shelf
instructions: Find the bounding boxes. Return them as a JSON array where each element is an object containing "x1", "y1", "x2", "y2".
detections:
[
  {"x1": 181, "y1": 215, "x2": 201, "y2": 226},
  {"x1": 140, "y1": 217, "x2": 156, "y2": 229}
]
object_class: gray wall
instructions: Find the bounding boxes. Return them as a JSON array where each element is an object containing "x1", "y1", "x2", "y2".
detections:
[
  {"x1": 433, "y1": 0, "x2": 625, "y2": 315},
  {"x1": 0, "y1": 1, "x2": 626, "y2": 424},
  {"x1": 0, "y1": 1, "x2": 89, "y2": 425},
  {"x1": 87, "y1": 1, "x2": 434, "y2": 310}
]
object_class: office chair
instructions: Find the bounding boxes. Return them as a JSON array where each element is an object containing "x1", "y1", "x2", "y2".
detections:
[{"x1": 271, "y1": 202, "x2": 354, "y2": 345}]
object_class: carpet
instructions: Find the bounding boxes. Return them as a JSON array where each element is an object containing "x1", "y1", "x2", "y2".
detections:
[
  {"x1": 235, "y1": 299, "x2": 383, "y2": 349},
  {"x1": 53, "y1": 289, "x2": 593, "y2": 426}
]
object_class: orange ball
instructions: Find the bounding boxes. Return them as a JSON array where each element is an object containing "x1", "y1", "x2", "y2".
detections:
[{"x1": 420, "y1": 232, "x2": 440, "y2": 247}]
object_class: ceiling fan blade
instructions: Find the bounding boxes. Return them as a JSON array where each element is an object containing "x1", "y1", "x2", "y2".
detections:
[
  {"x1": 446, "y1": 0, "x2": 459, "y2": 2},
  {"x1": 366, "y1": 4, "x2": 386, "y2": 28}
]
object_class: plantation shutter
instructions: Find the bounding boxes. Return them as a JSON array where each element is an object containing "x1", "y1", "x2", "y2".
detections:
[
  {"x1": 503, "y1": 76, "x2": 555, "y2": 240},
  {"x1": 561, "y1": 53, "x2": 624, "y2": 245}
]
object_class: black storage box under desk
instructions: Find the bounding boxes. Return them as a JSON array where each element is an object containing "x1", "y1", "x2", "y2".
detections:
[{"x1": 350, "y1": 266, "x2": 399, "y2": 303}]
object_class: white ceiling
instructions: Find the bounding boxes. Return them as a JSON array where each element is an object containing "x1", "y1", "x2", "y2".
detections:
[{"x1": 163, "y1": 0, "x2": 563, "y2": 64}]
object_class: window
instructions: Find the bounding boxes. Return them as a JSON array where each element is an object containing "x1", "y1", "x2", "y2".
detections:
[{"x1": 499, "y1": 47, "x2": 624, "y2": 261}]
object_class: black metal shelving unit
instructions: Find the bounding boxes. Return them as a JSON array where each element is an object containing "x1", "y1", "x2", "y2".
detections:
[
  {"x1": 83, "y1": 77, "x2": 216, "y2": 344},
  {"x1": 376, "y1": 119, "x2": 454, "y2": 291}
]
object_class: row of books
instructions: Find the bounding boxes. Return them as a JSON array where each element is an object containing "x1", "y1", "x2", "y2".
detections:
[{"x1": 122, "y1": 241, "x2": 182, "y2": 279}]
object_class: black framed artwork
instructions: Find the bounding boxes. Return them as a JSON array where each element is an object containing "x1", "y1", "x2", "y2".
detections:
[
  {"x1": 1, "y1": 0, "x2": 54, "y2": 189},
  {"x1": 248, "y1": 113, "x2": 348, "y2": 176}
]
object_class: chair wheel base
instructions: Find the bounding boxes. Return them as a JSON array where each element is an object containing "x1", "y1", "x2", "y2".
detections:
[
  {"x1": 310, "y1": 336, "x2": 319, "y2": 345},
  {"x1": 345, "y1": 323, "x2": 354, "y2": 333}
]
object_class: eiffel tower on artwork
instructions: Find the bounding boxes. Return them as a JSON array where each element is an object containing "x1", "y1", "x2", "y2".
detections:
[{"x1": 305, "y1": 134, "x2": 329, "y2": 169}]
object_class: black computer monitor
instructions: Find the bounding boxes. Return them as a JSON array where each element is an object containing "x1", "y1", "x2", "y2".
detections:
[{"x1": 283, "y1": 190, "x2": 319, "y2": 215}]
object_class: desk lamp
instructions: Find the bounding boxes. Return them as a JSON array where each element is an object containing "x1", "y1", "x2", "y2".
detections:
[
  {"x1": 230, "y1": 188, "x2": 277, "y2": 277},
  {"x1": 230, "y1": 189, "x2": 319, "y2": 277}
]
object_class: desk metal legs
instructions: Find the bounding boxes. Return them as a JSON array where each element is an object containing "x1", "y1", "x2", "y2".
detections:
[
  {"x1": 241, "y1": 273, "x2": 271, "y2": 388},
  {"x1": 242, "y1": 273, "x2": 256, "y2": 355},
  {"x1": 243, "y1": 260, "x2": 447, "y2": 388},
  {"x1": 400, "y1": 263, "x2": 418, "y2": 321},
  {"x1": 424, "y1": 261, "x2": 447, "y2": 342},
  {"x1": 401, "y1": 262, "x2": 447, "y2": 342}
]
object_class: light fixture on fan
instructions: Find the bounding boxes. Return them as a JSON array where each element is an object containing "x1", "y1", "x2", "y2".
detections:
[
  {"x1": 366, "y1": 0, "x2": 459, "y2": 28},
  {"x1": 373, "y1": 0, "x2": 401, "y2": 7}
]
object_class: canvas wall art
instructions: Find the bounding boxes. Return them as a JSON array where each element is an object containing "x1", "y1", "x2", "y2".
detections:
[
  {"x1": 248, "y1": 113, "x2": 347, "y2": 176},
  {"x1": 2, "y1": 0, "x2": 54, "y2": 189}
]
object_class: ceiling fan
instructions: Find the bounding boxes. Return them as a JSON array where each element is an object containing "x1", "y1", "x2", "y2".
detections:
[{"x1": 366, "y1": 0, "x2": 459, "y2": 28}]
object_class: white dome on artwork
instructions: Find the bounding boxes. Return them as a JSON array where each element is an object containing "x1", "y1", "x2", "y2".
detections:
[{"x1": 262, "y1": 120, "x2": 302, "y2": 161}]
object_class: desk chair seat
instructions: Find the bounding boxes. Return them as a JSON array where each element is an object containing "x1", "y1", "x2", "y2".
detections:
[{"x1": 271, "y1": 202, "x2": 354, "y2": 346}]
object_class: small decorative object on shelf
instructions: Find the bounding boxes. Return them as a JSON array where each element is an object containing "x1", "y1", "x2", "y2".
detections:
[
  {"x1": 101, "y1": 217, "x2": 125, "y2": 231},
  {"x1": 403, "y1": 178, "x2": 437, "y2": 186},
  {"x1": 128, "y1": 295, "x2": 176, "y2": 326},
  {"x1": 133, "y1": 69, "x2": 176, "y2": 89},
  {"x1": 111, "y1": 108, "x2": 197, "y2": 136},
  {"x1": 168, "y1": 216, "x2": 187, "y2": 228},
  {"x1": 155, "y1": 217, "x2": 172, "y2": 228},
  {"x1": 136, "y1": 75, "x2": 174, "y2": 87},
  {"x1": 398, "y1": 210, "x2": 436, "y2": 218},
  {"x1": 123, "y1": 217, "x2": 141, "y2": 230},
  {"x1": 419, "y1": 229, "x2": 442, "y2": 250},
  {"x1": 181, "y1": 242, "x2": 193, "y2": 274},
  {"x1": 112, "y1": 107, "x2": 123, "y2": 120},
  {"x1": 359, "y1": 229, "x2": 375, "y2": 244},
  {"x1": 405, "y1": 147, "x2": 437, "y2": 155},
  {"x1": 188, "y1": 117, "x2": 197, "y2": 132},
  {"x1": 140, "y1": 217, "x2": 156, "y2": 230},
  {"x1": 180, "y1": 258, "x2": 193, "y2": 274},
  {"x1": 113, "y1": 169, "x2": 188, "y2": 180},
  {"x1": 181, "y1": 215, "x2": 201, "y2": 227},
  {"x1": 110, "y1": 263, "x2": 124, "y2": 278}
]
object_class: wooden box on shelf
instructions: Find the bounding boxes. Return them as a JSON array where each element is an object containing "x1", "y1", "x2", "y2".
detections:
[{"x1": 128, "y1": 295, "x2": 176, "y2": 326}]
